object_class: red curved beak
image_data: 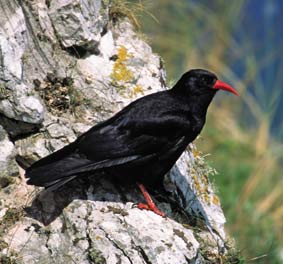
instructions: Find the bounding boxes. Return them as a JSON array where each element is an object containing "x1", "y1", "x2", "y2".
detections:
[{"x1": 213, "y1": 80, "x2": 239, "y2": 96}]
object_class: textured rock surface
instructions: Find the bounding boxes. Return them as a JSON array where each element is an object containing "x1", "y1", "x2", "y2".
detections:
[
  {"x1": 49, "y1": 0, "x2": 108, "y2": 48},
  {"x1": 0, "y1": 0, "x2": 231, "y2": 263},
  {"x1": 4, "y1": 178, "x2": 204, "y2": 263},
  {"x1": 0, "y1": 125, "x2": 18, "y2": 187},
  {"x1": 0, "y1": 1, "x2": 45, "y2": 124}
]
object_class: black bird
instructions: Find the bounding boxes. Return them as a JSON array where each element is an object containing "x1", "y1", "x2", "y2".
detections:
[{"x1": 26, "y1": 69, "x2": 238, "y2": 216}]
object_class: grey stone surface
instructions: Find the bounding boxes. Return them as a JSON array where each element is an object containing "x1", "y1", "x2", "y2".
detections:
[
  {"x1": 0, "y1": 84, "x2": 44, "y2": 124},
  {"x1": 49, "y1": 0, "x2": 108, "y2": 48},
  {"x1": 0, "y1": 1, "x2": 45, "y2": 124},
  {"x1": 3, "y1": 178, "x2": 205, "y2": 264},
  {"x1": 0, "y1": 125, "x2": 18, "y2": 186}
]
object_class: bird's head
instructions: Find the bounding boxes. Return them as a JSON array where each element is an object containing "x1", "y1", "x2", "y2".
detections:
[{"x1": 173, "y1": 69, "x2": 239, "y2": 96}]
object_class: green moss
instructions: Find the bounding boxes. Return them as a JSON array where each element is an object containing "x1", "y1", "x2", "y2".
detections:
[
  {"x1": 0, "y1": 240, "x2": 18, "y2": 264},
  {"x1": 0, "y1": 240, "x2": 8, "y2": 251},
  {"x1": 0, "y1": 84, "x2": 10, "y2": 100},
  {"x1": 188, "y1": 145, "x2": 218, "y2": 205},
  {"x1": 199, "y1": 248, "x2": 243, "y2": 264},
  {"x1": 21, "y1": 52, "x2": 30, "y2": 64},
  {"x1": 107, "y1": 205, "x2": 129, "y2": 216},
  {"x1": 2, "y1": 208, "x2": 22, "y2": 226},
  {"x1": 0, "y1": 208, "x2": 24, "y2": 237},
  {"x1": 195, "y1": 233, "x2": 243, "y2": 264},
  {"x1": 0, "y1": 255, "x2": 18, "y2": 264},
  {"x1": 68, "y1": 84, "x2": 91, "y2": 113},
  {"x1": 0, "y1": 176, "x2": 16, "y2": 189},
  {"x1": 223, "y1": 248, "x2": 245, "y2": 264},
  {"x1": 88, "y1": 247, "x2": 106, "y2": 264}
]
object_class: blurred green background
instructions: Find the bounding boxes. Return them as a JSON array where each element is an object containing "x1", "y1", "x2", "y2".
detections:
[{"x1": 118, "y1": 0, "x2": 283, "y2": 263}]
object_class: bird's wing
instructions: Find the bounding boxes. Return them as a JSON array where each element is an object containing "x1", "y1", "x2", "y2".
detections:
[
  {"x1": 26, "y1": 95, "x2": 191, "y2": 186},
  {"x1": 26, "y1": 119, "x2": 186, "y2": 186},
  {"x1": 76, "y1": 116, "x2": 186, "y2": 163}
]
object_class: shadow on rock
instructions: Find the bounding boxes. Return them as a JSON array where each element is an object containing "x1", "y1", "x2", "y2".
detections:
[{"x1": 24, "y1": 176, "x2": 168, "y2": 225}]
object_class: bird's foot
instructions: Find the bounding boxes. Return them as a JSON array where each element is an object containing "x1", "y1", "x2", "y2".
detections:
[
  {"x1": 137, "y1": 183, "x2": 166, "y2": 217},
  {"x1": 137, "y1": 202, "x2": 166, "y2": 217}
]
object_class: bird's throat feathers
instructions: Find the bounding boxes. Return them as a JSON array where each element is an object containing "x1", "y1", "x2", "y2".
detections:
[
  {"x1": 190, "y1": 92, "x2": 216, "y2": 117},
  {"x1": 170, "y1": 83, "x2": 217, "y2": 118}
]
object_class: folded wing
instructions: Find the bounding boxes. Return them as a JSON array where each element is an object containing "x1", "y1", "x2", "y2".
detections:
[{"x1": 26, "y1": 93, "x2": 191, "y2": 188}]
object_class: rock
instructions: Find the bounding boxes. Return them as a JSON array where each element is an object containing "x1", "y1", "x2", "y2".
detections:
[
  {"x1": 0, "y1": 1, "x2": 45, "y2": 124},
  {"x1": 0, "y1": 115, "x2": 40, "y2": 139},
  {"x1": 0, "y1": 125, "x2": 19, "y2": 192},
  {"x1": 171, "y1": 150, "x2": 226, "y2": 245},
  {"x1": 0, "y1": 84, "x2": 44, "y2": 124},
  {"x1": 3, "y1": 178, "x2": 204, "y2": 264},
  {"x1": 49, "y1": 0, "x2": 108, "y2": 48},
  {"x1": 0, "y1": 125, "x2": 18, "y2": 185},
  {"x1": 0, "y1": 1, "x2": 26, "y2": 81},
  {"x1": 16, "y1": 134, "x2": 51, "y2": 162}
]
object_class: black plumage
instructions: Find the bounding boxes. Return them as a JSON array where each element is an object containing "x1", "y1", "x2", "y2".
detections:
[{"x1": 26, "y1": 69, "x2": 238, "y2": 190}]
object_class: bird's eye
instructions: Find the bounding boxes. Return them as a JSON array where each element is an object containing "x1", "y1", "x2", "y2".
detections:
[{"x1": 203, "y1": 76, "x2": 213, "y2": 84}]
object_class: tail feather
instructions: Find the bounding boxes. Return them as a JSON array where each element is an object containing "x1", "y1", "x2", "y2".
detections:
[
  {"x1": 26, "y1": 142, "x2": 77, "y2": 172},
  {"x1": 43, "y1": 176, "x2": 77, "y2": 191},
  {"x1": 25, "y1": 133, "x2": 145, "y2": 188},
  {"x1": 26, "y1": 149, "x2": 140, "y2": 187},
  {"x1": 26, "y1": 154, "x2": 91, "y2": 186}
]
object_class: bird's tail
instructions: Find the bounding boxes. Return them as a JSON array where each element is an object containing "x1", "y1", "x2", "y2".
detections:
[
  {"x1": 41, "y1": 175, "x2": 78, "y2": 191},
  {"x1": 25, "y1": 141, "x2": 142, "y2": 190},
  {"x1": 25, "y1": 142, "x2": 83, "y2": 189},
  {"x1": 25, "y1": 155, "x2": 91, "y2": 188}
]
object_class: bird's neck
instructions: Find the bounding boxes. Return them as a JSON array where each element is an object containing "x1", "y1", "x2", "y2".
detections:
[
  {"x1": 192, "y1": 92, "x2": 216, "y2": 117},
  {"x1": 169, "y1": 88, "x2": 216, "y2": 117}
]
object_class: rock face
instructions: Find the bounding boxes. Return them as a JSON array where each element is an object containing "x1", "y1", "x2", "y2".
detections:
[
  {"x1": 0, "y1": 125, "x2": 18, "y2": 188},
  {"x1": 0, "y1": 0, "x2": 232, "y2": 263}
]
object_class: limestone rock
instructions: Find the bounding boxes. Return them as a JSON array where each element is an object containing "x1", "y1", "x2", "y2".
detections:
[
  {"x1": 0, "y1": 125, "x2": 18, "y2": 181},
  {"x1": 49, "y1": 0, "x2": 108, "y2": 48},
  {"x1": 0, "y1": 1, "x2": 26, "y2": 81},
  {"x1": 0, "y1": 84, "x2": 44, "y2": 124},
  {"x1": 0, "y1": 1, "x2": 45, "y2": 124},
  {"x1": 3, "y1": 178, "x2": 204, "y2": 263}
]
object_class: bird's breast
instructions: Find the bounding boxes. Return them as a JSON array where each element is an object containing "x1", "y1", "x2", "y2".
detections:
[{"x1": 191, "y1": 115, "x2": 205, "y2": 134}]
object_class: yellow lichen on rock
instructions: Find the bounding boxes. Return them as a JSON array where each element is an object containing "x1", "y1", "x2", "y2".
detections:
[
  {"x1": 111, "y1": 45, "x2": 134, "y2": 83},
  {"x1": 117, "y1": 45, "x2": 132, "y2": 61},
  {"x1": 188, "y1": 147, "x2": 218, "y2": 205},
  {"x1": 212, "y1": 195, "x2": 220, "y2": 205},
  {"x1": 192, "y1": 149, "x2": 200, "y2": 158},
  {"x1": 132, "y1": 85, "x2": 144, "y2": 96},
  {"x1": 111, "y1": 46, "x2": 146, "y2": 97}
]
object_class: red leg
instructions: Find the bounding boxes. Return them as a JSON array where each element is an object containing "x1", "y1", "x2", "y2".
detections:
[{"x1": 137, "y1": 183, "x2": 166, "y2": 217}]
